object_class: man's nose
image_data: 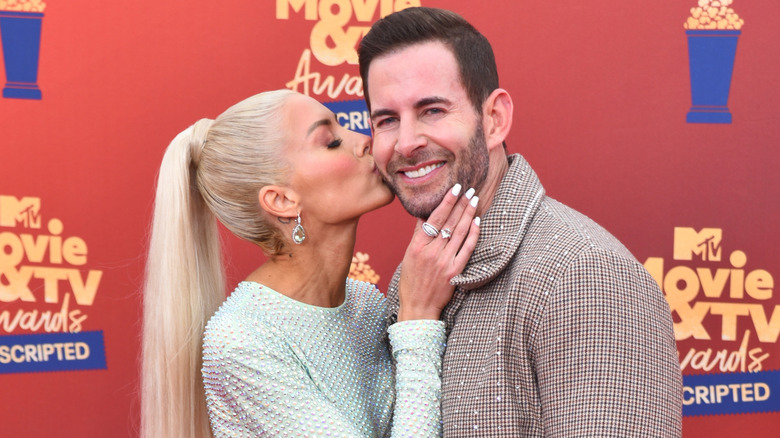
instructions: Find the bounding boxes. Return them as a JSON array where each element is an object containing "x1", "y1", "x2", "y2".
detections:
[{"x1": 395, "y1": 119, "x2": 425, "y2": 157}]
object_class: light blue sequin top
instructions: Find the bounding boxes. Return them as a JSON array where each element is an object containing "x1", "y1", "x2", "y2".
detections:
[{"x1": 202, "y1": 278, "x2": 445, "y2": 437}]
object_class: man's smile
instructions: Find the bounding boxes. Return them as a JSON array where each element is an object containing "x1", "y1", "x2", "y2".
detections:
[{"x1": 401, "y1": 162, "x2": 444, "y2": 179}]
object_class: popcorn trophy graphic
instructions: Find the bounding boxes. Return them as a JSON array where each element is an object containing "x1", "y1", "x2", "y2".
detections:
[
  {"x1": 684, "y1": 0, "x2": 744, "y2": 124},
  {"x1": 0, "y1": 0, "x2": 46, "y2": 99},
  {"x1": 349, "y1": 252, "x2": 380, "y2": 285}
]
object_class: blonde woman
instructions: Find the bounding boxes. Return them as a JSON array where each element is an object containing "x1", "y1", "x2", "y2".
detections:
[{"x1": 141, "y1": 90, "x2": 480, "y2": 437}]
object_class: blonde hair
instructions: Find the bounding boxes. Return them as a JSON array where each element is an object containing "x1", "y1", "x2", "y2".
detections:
[{"x1": 141, "y1": 89, "x2": 295, "y2": 438}]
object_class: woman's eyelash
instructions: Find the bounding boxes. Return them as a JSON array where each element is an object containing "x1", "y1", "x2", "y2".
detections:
[{"x1": 327, "y1": 138, "x2": 343, "y2": 149}]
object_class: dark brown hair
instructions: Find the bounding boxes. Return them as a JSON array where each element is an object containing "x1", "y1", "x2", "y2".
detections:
[{"x1": 358, "y1": 7, "x2": 499, "y2": 113}]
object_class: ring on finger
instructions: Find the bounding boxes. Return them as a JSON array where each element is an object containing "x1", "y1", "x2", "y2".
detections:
[
  {"x1": 440, "y1": 228, "x2": 452, "y2": 239},
  {"x1": 422, "y1": 222, "x2": 439, "y2": 238}
]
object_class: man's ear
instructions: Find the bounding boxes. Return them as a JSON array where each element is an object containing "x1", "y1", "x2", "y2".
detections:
[
  {"x1": 482, "y1": 88, "x2": 513, "y2": 151},
  {"x1": 258, "y1": 185, "x2": 299, "y2": 219}
]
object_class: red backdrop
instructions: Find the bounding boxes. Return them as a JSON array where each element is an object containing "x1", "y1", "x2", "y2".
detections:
[{"x1": 1, "y1": 0, "x2": 777, "y2": 436}]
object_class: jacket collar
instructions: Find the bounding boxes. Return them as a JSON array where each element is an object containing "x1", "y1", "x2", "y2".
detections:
[{"x1": 451, "y1": 154, "x2": 545, "y2": 290}]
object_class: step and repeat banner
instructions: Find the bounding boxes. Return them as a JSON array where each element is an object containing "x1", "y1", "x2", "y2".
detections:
[{"x1": 1, "y1": 0, "x2": 777, "y2": 436}]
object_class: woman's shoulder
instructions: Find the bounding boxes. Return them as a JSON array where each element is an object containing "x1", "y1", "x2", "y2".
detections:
[
  {"x1": 346, "y1": 278, "x2": 387, "y2": 309},
  {"x1": 203, "y1": 282, "x2": 280, "y2": 350},
  {"x1": 210, "y1": 281, "x2": 265, "y2": 318}
]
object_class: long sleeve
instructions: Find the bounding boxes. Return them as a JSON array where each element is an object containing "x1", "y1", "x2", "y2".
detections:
[
  {"x1": 388, "y1": 320, "x2": 446, "y2": 437},
  {"x1": 202, "y1": 281, "x2": 447, "y2": 438},
  {"x1": 204, "y1": 333, "x2": 368, "y2": 437},
  {"x1": 204, "y1": 319, "x2": 446, "y2": 438},
  {"x1": 534, "y1": 247, "x2": 682, "y2": 437}
]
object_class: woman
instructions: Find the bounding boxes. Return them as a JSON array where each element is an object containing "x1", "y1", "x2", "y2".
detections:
[{"x1": 141, "y1": 89, "x2": 480, "y2": 438}]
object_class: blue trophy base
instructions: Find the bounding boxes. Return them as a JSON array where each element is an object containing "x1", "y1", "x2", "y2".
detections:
[
  {"x1": 686, "y1": 107, "x2": 732, "y2": 124},
  {"x1": 3, "y1": 84, "x2": 42, "y2": 100}
]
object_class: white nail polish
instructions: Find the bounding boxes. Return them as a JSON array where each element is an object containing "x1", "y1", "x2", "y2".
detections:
[
  {"x1": 470, "y1": 196, "x2": 479, "y2": 208},
  {"x1": 474, "y1": 217, "x2": 481, "y2": 226},
  {"x1": 451, "y1": 183, "x2": 462, "y2": 196},
  {"x1": 465, "y1": 188, "x2": 475, "y2": 199}
]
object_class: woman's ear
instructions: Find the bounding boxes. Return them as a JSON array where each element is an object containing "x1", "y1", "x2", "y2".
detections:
[
  {"x1": 258, "y1": 185, "x2": 299, "y2": 219},
  {"x1": 482, "y1": 88, "x2": 513, "y2": 151}
]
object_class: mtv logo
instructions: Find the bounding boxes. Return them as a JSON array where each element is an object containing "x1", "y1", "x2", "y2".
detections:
[
  {"x1": 0, "y1": 195, "x2": 41, "y2": 229},
  {"x1": 673, "y1": 227, "x2": 722, "y2": 262}
]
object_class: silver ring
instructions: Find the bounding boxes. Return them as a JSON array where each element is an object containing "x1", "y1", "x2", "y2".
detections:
[
  {"x1": 422, "y1": 222, "x2": 439, "y2": 238},
  {"x1": 440, "y1": 228, "x2": 452, "y2": 239}
]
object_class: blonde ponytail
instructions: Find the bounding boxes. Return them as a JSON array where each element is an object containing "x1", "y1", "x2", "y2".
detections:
[
  {"x1": 141, "y1": 121, "x2": 224, "y2": 438},
  {"x1": 141, "y1": 89, "x2": 296, "y2": 437}
]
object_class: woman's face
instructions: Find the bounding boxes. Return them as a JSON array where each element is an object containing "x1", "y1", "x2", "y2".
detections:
[{"x1": 281, "y1": 93, "x2": 394, "y2": 225}]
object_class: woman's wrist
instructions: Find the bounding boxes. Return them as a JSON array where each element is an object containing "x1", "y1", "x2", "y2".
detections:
[{"x1": 397, "y1": 307, "x2": 442, "y2": 322}]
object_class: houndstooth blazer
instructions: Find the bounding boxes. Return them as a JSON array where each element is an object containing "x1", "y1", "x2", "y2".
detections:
[{"x1": 386, "y1": 154, "x2": 683, "y2": 437}]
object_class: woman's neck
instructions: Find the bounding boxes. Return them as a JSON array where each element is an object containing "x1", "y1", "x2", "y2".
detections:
[{"x1": 246, "y1": 223, "x2": 357, "y2": 308}]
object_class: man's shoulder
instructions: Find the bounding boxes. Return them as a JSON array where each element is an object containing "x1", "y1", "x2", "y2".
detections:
[
  {"x1": 527, "y1": 196, "x2": 635, "y2": 261},
  {"x1": 500, "y1": 154, "x2": 632, "y2": 259},
  {"x1": 486, "y1": 195, "x2": 645, "y2": 295}
]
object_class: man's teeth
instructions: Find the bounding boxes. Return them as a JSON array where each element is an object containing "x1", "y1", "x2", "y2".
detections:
[{"x1": 404, "y1": 163, "x2": 443, "y2": 179}]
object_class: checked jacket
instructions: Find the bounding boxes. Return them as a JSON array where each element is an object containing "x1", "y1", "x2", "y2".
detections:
[{"x1": 386, "y1": 154, "x2": 682, "y2": 437}]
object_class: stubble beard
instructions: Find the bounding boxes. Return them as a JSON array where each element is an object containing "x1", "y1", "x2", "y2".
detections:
[{"x1": 382, "y1": 124, "x2": 489, "y2": 219}]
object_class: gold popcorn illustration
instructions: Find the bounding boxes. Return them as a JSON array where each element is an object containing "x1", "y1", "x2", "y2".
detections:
[
  {"x1": 0, "y1": 0, "x2": 46, "y2": 12},
  {"x1": 349, "y1": 252, "x2": 380, "y2": 284},
  {"x1": 684, "y1": 0, "x2": 744, "y2": 30}
]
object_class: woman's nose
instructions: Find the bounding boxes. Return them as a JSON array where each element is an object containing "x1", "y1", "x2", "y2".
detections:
[{"x1": 355, "y1": 132, "x2": 371, "y2": 158}]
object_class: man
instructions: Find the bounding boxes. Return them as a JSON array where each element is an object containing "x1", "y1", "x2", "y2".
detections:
[{"x1": 359, "y1": 7, "x2": 682, "y2": 437}]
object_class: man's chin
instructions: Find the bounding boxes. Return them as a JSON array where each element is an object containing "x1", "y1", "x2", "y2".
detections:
[
  {"x1": 383, "y1": 176, "x2": 447, "y2": 218},
  {"x1": 397, "y1": 192, "x2": 445, "y2": 219},
  {"x1": 399, "y1": 203, "x2": 434, "y2": 219}
]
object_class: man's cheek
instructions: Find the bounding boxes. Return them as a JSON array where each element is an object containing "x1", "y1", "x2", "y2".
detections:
[{"x1": 371, "y1": 143, "x2": 393, "y2": 173}]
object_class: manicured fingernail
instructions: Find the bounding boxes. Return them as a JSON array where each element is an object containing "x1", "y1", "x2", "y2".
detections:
[
  {"x1": 465, "y1": 188, "x2": 475, "y2": 199},
  {"x1": 474, "y1": 217, "x2": 481, "y2": 226},
  {"x1": 470, "y1": 196, "x2": 479, "y2": 208},
  {"x1": 451, "y1": 183, "x2": 462, "y2": 196}
]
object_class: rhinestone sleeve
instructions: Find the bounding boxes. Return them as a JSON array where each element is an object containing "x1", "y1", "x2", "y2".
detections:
[
  {"x1": 388, "y1": 319, "x2": 446, "y2": 437},
  {"x1": 204, "y1": 330, "x2": 369, "y2": 436},
  {"x1": 202, "y1": 281, "x2": 447, "y2": 437}
]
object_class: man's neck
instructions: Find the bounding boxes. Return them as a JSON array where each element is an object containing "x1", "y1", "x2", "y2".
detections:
[{"x1": 474, "y1": 151, "x2": 510, "y2": 217}]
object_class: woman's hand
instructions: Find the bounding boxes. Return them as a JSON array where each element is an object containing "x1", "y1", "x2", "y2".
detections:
[{"x1": 397, "y1": 183, "x2": 480, "y2": 321}]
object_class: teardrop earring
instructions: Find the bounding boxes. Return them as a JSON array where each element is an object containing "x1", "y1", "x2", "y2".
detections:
[{"x1": 292, "y1": 212, "x2": 306, "y2": 244}]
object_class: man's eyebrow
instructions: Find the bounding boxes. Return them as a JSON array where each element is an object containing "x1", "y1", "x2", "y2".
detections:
[
  {"x1": 370, "y1": 108, "x2": 396, "y2": 120},
  {"x1": 415, "y1": 96, "x2": 451, "y2": 108},
  {"x1": 306, "y1": 118, "x2": 332, "y2": 137},
  {"x1": 370, "y1": 96, "x2": 452, "y2": 120}
]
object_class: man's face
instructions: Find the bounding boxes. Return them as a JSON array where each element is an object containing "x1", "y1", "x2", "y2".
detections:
[{"x1": 366, "y1": 41, "x2": 489, "y2": 219}]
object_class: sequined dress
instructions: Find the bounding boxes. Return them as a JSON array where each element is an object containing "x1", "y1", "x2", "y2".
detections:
[{"x1": 202, "y1": 278, "x2": 445, "y2": 437}]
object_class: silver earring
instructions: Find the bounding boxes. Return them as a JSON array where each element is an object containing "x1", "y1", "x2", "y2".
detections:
[{"x1": 292, "y1": 212, "x2": 306, "y2": 244}]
